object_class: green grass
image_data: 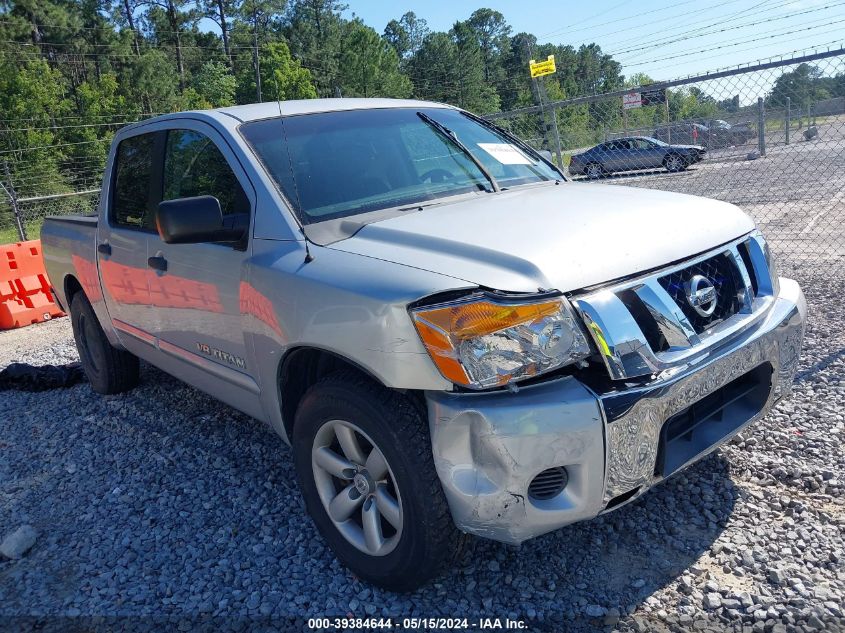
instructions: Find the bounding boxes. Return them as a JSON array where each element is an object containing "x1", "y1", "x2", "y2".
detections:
[
  {"x1": 764, "y1": 113, "x2": 836, "y2": 133},
  {"x1": 0, "y1": 219, "x2": 43, "y2": 245}
]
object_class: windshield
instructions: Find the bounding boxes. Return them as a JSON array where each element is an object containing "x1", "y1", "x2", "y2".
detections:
[{"x1": 240, "y1": 107, "x2": 559, "y2": 224}]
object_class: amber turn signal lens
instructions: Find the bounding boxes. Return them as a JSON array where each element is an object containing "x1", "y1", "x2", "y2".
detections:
[{"x1": 411, "y1": 297, "x2": 568, "y2": 388}]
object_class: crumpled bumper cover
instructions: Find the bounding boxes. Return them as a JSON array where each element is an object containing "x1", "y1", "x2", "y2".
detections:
[{"x1": 426, "y1": 278, "x2": 806, "y2": 545}]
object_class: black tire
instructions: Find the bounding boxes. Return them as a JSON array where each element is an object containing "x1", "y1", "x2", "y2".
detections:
[
  {"x1": 292, "y1": 371, "x2": 460, "y2": 591},
  {"x1": 664, "y1": 153, "x2": 687, "y2": 172},
  {"x1": 70, "y1": 292, "x2": 139, "y2": 394}
]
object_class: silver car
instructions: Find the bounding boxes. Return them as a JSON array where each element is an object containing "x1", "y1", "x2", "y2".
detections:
[
  {"x1": 569, "y1": 136, "x2": 706, "y2": 178},
  {"x1": 42, "y1": 99, "x2": 805, "y2": 590}
]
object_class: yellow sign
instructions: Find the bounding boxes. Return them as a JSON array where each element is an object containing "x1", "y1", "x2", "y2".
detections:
[{"x1": 529, "y1": 55, "x2": 556, "y2": 78}]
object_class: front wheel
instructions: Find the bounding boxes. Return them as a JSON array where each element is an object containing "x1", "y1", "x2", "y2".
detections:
[
  {"x1": 292, "y1": 372, "x2": 460, "y2": 591},
  {"x1": 664, "y1": 153, "x2": 687, "y2": 172}
]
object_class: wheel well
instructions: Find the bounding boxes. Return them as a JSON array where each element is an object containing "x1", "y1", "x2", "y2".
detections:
[
  {"x1": 278, "y1": 348, "x2": 399, "y2": 440},
  {"x1": 64, "y1": 275, "x2": 84, "y2": 307}
]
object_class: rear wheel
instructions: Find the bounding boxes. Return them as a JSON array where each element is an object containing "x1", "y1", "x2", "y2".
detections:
[
  {"x1": 292, "y1": 371, "x2": 460, "y2": 591},
  {"x1": 664, "y1": 153, "x2": 687, "y2": 172},
  {"x1": 585, "y1": 162, "x2": 605, "y2": 179},
  {"x1": 70, "y1": 292, "x2": 139, "y2": 394}
]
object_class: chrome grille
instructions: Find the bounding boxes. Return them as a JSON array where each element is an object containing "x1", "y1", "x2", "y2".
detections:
[
  {"x1": 573, "y1": 233, "x2": 775, "y2": 381},
  {"x1": 658, "y1": 252, "x2": 744, "y2": 333}
]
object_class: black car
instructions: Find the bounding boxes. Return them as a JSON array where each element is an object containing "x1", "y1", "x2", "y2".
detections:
[{"x1": 653, "y1": 123, "x2": 710, "y2": 147}]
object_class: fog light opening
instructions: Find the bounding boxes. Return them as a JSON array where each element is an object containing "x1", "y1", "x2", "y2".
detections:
[{"x1": 528, "y1": 466, "x2": 569, "y2": 501}]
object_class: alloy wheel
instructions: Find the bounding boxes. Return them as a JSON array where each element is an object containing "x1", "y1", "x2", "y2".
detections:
[{"x1": 311, "y1": 420, "x2": 403, "y2": 557}]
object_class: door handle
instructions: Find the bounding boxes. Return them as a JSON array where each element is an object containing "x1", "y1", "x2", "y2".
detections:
[
  {"x1": 147, "y1": 256, "x2": 168, "y2": 272},
  {"x1": 97, "y1": 243, "x2": 111, "y2": 256}
]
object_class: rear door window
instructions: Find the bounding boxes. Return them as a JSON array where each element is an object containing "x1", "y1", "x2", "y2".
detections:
[{"x1": 111, "y1": 133, "x2": 155, "y2": 230}]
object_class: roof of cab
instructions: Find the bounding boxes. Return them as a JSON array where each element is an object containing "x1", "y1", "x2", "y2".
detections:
[
  {"x1": 127, "y1": 98, "x2": 456, "y2": 130},
  {"x1": 216, "y1": 98, "x2": 455, "y2": 122}
]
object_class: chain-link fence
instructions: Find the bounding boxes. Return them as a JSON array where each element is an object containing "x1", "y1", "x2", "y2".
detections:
[
  {"x1": 488, "y1": 48, "x2": 845, "y2": 274},
  {"x1": 0, "y1": 183, "x2": 101, "y2": 244}
]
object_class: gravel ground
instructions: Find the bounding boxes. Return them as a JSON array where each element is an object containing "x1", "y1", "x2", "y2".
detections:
[{"x1": 1, "y1": 271, "x2": 843, "y2": 632}]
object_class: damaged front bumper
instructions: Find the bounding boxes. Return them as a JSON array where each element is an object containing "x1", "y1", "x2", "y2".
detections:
[{"x1": 426, "y1": 278, "x2": 806, "y2": 545}]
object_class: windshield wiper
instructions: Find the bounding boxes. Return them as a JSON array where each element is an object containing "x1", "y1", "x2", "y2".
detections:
[
  {"x1": 416, "y1": 111, "x2": 500, "y2": 193},
  {"x1": 460, "y1": 110, "x2": 567, "y2": 180}
]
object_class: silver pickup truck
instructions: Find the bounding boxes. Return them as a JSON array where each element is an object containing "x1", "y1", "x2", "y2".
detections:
[{"x1": 41, "y1": 98, "x2": 806, "y2": 591}]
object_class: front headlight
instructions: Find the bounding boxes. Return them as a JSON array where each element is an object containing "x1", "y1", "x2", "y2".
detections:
[{"x1": 410, "y1": 293, "x2": 592, "y2": 390}]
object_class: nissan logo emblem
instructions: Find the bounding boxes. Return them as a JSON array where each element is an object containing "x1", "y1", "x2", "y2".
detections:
[{"x1": 685, "y1": 274, "x2": 717, "y2": 317}]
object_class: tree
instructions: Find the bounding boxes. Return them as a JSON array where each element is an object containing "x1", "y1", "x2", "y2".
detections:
[
  {"x1": 451, "y1": 20, "x2": 499, "y2": 112},
  {"x1": 465, "y1": 8, "x2": 510, "y2": 85},
  {"x1": 257, "y1": 41, "x2": 317, "y2": 101},
  {"x1": 201, "y1": 0, "x2": 239, "y2": 69},
  {"x1": 407, "y1": 32, "x2": 458, "y2": 104},
  {"x1": 192, "y1": 60, "x2": 237, "y2": 106},
  {"x1": 140, "y1": 0, "x2": 197, "y2": 90},
  {"x1": 338, "y1": 20, "x2": 411, "y2": 98},
  {"x1": 284, "y1": 0, "x2": 347, "y2": 96},
  {"x1": 383, "y1": 11, "x2": 428, "y2": 61},
  {"x1": 237, "y1": 0, "x2": 286, "y2": 100},
  {"x1": 107, "y1": 0, "x2": 143, "y2": 55},
  {"x1": 131, "y1": 48, "x2": 180, "y2": 111},
  {"x1": 0, "y1": 56, "x2": 70, "y2": 192},
  {"x1": 768, "y1": 63, "x2": 830, "y2": 109}
]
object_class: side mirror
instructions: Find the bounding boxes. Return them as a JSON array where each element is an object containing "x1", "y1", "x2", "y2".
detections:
[
  {"x1": 156, "y1": 195, "x2": 245, "y2": 245},
  {"x1": 539, "y1": 150, "x2": 554, "y2": 162}
]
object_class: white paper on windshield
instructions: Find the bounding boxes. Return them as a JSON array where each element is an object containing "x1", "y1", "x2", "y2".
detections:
[{"x1": 476, "y1": 143, "x2": 533, "y2": 165}]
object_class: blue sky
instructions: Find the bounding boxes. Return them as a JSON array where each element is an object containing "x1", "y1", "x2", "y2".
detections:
[{"x1": 346, "y1": 0, "x2": 845, "y2": 81}]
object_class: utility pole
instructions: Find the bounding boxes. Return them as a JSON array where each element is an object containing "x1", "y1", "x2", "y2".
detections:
[
  {"x1": 785, "y1": 97, "x2": 791, "y2": 145},
  {"x1": 252, "y1": 3, "x2": 262, "y2": 102},
  {"x1": 1, "y1": 161, "x2": 25, "y2": 241},
  {"x1": 539, "y1": 78, "x2": 563, "y2": 167}
]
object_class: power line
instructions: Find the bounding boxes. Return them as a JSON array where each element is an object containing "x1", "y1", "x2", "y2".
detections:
[
  {"x1": 646, "y1": 36, "x2": 845, "y2": 75},
  {"x1": 621, "y1": 18, "x2": 845, "y2": 68},
  {"x1": 610, "y1": 1, "x2": 845, "y2": 57},
  {"x1": 536, "y1": 0, "x2": 713, "y2": 40}
]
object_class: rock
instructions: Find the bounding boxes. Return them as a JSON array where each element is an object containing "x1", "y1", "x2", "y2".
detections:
[
  {"x1": 631, "y1": 578, "x2": 646, "y2": 589},
  {"x1": 604, "y1": 608, "x2": 620, "y2": 626},
  {"x1": 768, "y1": 568, "x2": 787, "y2": 584},
  {"x1": 0, "y1": 525, "x2": 38, "y2": 559},
  {"x1": 585, "y1": 605, "x2": 605, "y2": 618},
  {"x1": 703, "y1": 593, "x2": 722, "y2": 609}
]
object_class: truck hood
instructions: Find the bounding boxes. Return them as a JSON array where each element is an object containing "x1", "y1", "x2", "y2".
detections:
[{"x1": 327, "y1": 182, "x2": 755, "y2": 293}]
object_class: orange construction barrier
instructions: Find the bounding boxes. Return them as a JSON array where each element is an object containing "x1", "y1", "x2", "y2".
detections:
[{"x1": 0, "y1": 239, "x2": 65, "y2": 330}]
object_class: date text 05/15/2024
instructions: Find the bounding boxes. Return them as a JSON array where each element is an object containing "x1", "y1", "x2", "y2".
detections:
[{"x1": 306, "y1": 617, "x2": 528, "y2": 630}]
